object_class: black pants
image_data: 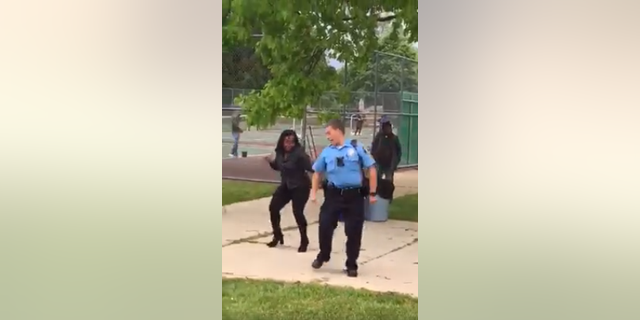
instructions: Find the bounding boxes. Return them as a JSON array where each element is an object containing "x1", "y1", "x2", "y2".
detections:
[
  {"x1": 317, "y1": 187, "x2": 365, "y2": 270},
  {"x1": 377, "y1": 165, "x2": 395, "y2": 181},
  {"x1": 269, "y1": 185, "x2": 310, "y2": 233},
  {"x1": 354, "y1": 121, "x2": 363, "y2": 134}
]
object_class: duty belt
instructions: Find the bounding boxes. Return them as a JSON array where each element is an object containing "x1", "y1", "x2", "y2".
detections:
[{"x1": 326, "y1": 184, "x2": 362, "y2": 196}]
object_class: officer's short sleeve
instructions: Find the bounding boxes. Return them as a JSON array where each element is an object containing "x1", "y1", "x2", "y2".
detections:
[
  {"x1": 312, "y1": 148, "x2": 328, "y2": 172},
  {"x1": 356, "y1": 144, "x2": 376, "y2": 168}
]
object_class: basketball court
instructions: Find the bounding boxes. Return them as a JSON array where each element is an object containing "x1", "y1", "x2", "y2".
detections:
[
  {"x1": 221, "y1": 114, "x2": 378, "y2": 181},
  {"x1": 221, "y1": 143, "x2": 273, "y2": 159}
]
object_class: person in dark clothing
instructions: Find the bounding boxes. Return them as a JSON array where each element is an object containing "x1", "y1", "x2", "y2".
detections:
[
  {"x1": 229, "y1": 111, "x2": 243, "y2": 158},
  {"x1": 370, "y1": 116, "x2": 402, "y2": 181},
  {"x1": 265, "y1": 130, "x2": 314, "y2": 252},
  {"x1": 353, "y1": 112, "x2": 364, "y2": 136}
]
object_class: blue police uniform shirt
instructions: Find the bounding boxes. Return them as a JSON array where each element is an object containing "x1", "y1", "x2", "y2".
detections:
[{"x1": 312, "y1": 139, "x2": 376, "y2": 188}]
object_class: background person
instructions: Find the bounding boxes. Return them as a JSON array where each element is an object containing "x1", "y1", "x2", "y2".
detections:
[
  {"x1": 371, "y1": 116, "x2": 402, "y2": 181},
  {"x1": 229, "y1": 111, "x2": 243, "y2": 158},
  {"x1": 353, "y1": 112, "x2": 364, "y2": 136}
]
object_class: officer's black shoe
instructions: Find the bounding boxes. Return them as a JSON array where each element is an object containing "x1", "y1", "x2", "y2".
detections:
[
  {"x1": 346, "y1": 269, "x2": 358, "y2": 277},
  {"x1": 311, "y1": 258, "x2": 325, "y2": 269}
]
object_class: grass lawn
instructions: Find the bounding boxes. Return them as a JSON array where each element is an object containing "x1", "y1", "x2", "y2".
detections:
[
  {"x1": 388, "y1": 193, "x2": 419, "y2": 222},
  {"x1": 222, "y1": 279, "x2": 418, "y2": 320},
  {"x1": 222, "y1": 180, "x2": 276, "y2": 206}
]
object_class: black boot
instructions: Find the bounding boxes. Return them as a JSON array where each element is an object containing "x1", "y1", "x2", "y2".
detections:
[
  {"x1": 298, "y1": 225, "x2": 309, "y2": 253},
  {"x1": 267, "y1": 210, "x2": 283, "y2": 248},
  {"x1": 266, "y1": 230, "x2": 284, "y2": 247}
]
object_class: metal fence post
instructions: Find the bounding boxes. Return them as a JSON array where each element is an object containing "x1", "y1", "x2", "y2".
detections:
[
  {"x1": 373, "y1": 51, "x2": 379, "y2": 141},
  {"x1": 301, "y1": 106, "x2": 308, "y2": 148},
  {"x1": 343, "y1": 61, "x2": 348, "y2": 122}
]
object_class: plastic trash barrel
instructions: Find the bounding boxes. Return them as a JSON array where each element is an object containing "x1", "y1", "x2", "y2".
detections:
[{"x1": 365, "y1": 196, "x2": 390, "y2": 222}]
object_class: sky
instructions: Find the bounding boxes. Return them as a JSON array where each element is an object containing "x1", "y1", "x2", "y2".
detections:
[{"x1": 329, "y1": 42, "x2": 417, "y2": 69}]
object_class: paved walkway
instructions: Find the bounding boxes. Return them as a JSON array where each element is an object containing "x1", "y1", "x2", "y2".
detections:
[{"x1": 221, "y1": 170, "x2": 419, "y2": 297}]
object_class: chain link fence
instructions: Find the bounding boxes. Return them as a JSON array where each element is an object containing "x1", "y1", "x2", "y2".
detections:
[
  {"x1": 305, "y1": 51, "x2": 418, "y2": 166},
  {"x1": 222, "y1": 47, "x2": 295, "y2": 158},
  {"x1": 221, "y1": 49, "x2": 418, "y2": 181}
]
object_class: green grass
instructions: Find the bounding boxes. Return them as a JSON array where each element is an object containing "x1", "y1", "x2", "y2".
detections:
[
  {"x1": 221, "y1": 181, "x2": 419, "y2": 223},
  {"x1": 222, "y1": 180, "x2": 277, "y2": 206},
  {"x1": 388, "y1": 193, "x2": 419, "y2": 222},
  {"x1": 222, "y1": 279, "x2": 418, "y2": 320}
]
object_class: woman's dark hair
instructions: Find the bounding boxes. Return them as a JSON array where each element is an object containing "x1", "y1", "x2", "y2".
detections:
[{"x1": 275, "y1": 129, "x2": 301, "y2": 154}]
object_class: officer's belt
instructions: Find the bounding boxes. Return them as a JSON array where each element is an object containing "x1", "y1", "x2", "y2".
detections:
[{"x1": 325, "y1": 184, "x2": 362, "y2": 196}]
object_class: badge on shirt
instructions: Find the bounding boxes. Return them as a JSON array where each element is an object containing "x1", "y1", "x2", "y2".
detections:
[{"x1": 347, "y1": 148, "x2": 356, "y2": 157}]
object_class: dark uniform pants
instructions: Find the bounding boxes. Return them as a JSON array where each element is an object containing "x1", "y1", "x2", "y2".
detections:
[{"x1": 317, "y1": 186, "x2": 365, "y2": 270}]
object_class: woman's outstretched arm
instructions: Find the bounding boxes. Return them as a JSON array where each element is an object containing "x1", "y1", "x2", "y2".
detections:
[{"x1": 265, "y1": 153, "x2": 279, "y2": 171}]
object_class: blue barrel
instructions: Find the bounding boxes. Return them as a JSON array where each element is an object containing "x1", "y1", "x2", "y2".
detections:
[{"x1": 365, "y1": 197, "x2": 390, "y2": 222}]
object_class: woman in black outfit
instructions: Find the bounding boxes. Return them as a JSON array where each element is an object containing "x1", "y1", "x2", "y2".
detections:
[{"x1": 265, "y1": 130, "x2": 313, "y2": 252}]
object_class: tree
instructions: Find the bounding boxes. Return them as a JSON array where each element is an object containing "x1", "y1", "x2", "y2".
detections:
[
  {"x1": 224, "y1": 0, "x2": 419, "y2": 128},
  {"x1": 343, "y1": 30, "x2": 419, "y2": 95},
  {"x1": 222, "y1": 1, "x2": 271, "y2": 91},
  {"x1": 222, "y1": 46, "x2": 271, "y2": 90}
]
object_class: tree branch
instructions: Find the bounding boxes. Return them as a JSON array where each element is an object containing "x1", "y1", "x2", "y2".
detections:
[
  {"x1": 292, "y1": 9, "x2": 397, "y2": 23},
  {"x1": 342, "y1": 14, "x2": 397, "y2": 22},
  {"x1": 304, "y1": 48, "x2": 325, "y2": 75}
]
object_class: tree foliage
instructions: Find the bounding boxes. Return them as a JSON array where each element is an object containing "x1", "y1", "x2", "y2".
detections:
[
  {"x1": 222, "y1": 47, "x2": 271, "y2": 90},
  {"x1": 224, "y1": 0, "x2": 419, "y2": 128},
  {"x1": 222, "y1": 1, "x2": 271, "y2": 91},
  {"x1": 343, "y1": 30, "x2": 418, "y2": 94}
]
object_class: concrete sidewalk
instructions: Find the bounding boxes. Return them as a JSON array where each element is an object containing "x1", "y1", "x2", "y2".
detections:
[{"x1": 221, "y1": 170, "x2": 419, "y2": 297}]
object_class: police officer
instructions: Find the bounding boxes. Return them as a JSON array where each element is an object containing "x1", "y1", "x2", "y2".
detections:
[{"x1": 309, "y1": 119, "x2": 377, "y2": 277}]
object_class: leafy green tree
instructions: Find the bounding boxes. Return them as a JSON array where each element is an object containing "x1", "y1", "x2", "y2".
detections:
[
  {"x1": 343, "y1": 31, "x2": 418, "y2": 94},
  {"x1": 222, "y1": 46, "x2": 271, "y2": 90},
  {"x1": 222, "y1": 0, "x2": 270, "y2": 91},
  {"x1": 224, "y1": 0, "x2": 418, "y2": 128}
]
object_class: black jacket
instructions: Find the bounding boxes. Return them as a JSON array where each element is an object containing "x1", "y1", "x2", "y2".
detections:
[
  {"x1": 231, "y1": 115, "x2": 243, "y2": 133},
  {"x1": 269, "y1": 146, "x2": 313, "y2": 189},
  {"x1": 371, "y1": 132, "x2": 402, "y2": 169}
]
